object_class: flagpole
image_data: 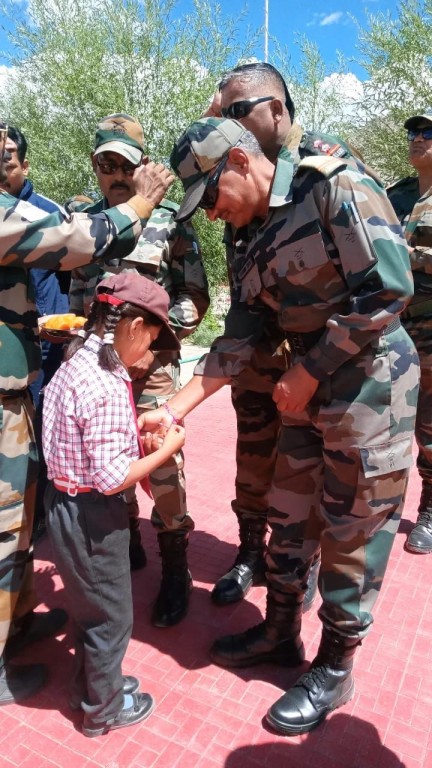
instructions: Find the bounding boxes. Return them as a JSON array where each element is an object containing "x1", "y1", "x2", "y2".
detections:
[{"x1": 264, "y1": 0, "x2": 269, "y2": 62}]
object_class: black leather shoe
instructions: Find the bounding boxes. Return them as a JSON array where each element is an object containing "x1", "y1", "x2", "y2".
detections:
[
  {"x1": 82, "y1": 691, "x2": 155, "y2": 737},
  {"x1": 210, "y1": 621, "x2": 305, "y2": 668},
  {"x1": 0, "y1": 662, "x2": 47, "y2": 705},
  {"x1": 405, "y1": 512, "x2": 432, "y2": 554},
  {"x1": 5, "y1": 608, "x2": 68, "y2": 659},
  {"x1": 266, "y1": 664, "x2": 355, "y2": 735},
  {"x1": 69, "y1": 674, "x2": 140, "y2": 710},
  {"x1": 211, "y1": 558, "x2": 266, "y2": 606}
]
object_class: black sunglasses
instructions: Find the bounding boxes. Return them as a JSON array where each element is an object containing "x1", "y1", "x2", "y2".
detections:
[
  {"x1": 407, "y1": 127, "x2": 432, "y2": 141},
  {"x1": 96, "y1": 157, "x2": 140, "y2": 176},
  {"x1": 199, "y1": 156, "x2": 228, "y2": 211},
  {"x1": 221, "y1": 96, "x2": 274, "y2": 120}
]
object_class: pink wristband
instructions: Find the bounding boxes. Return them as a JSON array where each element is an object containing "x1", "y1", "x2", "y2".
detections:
[{"x1": 163, "y1": 402, "x2": 180, "y2": 424}]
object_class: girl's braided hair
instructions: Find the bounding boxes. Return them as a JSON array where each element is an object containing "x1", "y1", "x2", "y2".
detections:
[{"x1": 65, "y1": 290, "x2": 163, "y2": 372}]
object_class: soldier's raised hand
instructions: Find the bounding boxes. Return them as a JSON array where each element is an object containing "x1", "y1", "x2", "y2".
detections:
[{"x1": 133, "y1": 159, "x2": 174, "y2": 207}]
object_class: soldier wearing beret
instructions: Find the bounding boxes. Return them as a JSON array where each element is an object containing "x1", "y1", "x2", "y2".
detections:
[{"x1": 388, "y1": 109, "x2": 432, "y2": 555}]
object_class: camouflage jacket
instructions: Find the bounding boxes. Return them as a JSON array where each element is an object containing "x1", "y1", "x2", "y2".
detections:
[
  {"x1": 197, "y1": 151, "x2": 413, "y2": 381},
  {"x1": 214, "y1": 123, "x2": 381, "y2": 349},
  {"x1": 69, "y1": 197, "x2": 209, "y2": 346},
  {"x1": 387, "y1": 175, "x2": 432, "y2": 306},
  {"x1": 0, "y1": 192, "x2": 145, "y2": 394}
]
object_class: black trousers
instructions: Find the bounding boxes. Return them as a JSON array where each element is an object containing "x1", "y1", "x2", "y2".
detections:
[{"x1": 45, "y1": 483, "x2": 132, "y2": 723}]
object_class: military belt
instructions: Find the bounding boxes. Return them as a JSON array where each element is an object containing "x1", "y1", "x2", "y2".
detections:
[
  {"x1": 401, "y1": 299, "x2": 432, "y2": 321},
  {"x1": 286, "y1": 318, "x2": 401, "y2": 357}
]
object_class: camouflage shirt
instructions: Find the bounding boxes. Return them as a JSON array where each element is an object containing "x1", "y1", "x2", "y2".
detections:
[
  {"x1": 196, "y1": 123, "x2": 386, "y2": 377},
  {"x1": 387, "y1": 175, "x2": 432, "y2": 306},
  {"x1": 0, "y1": 192, "x2": 144, "y2": 394},
  {"x1": 197, "y1": 151, "x2": 413, "y2": 381},
  {"x1": 69, "y1": 197, "x2": 209, "y2": 345}
]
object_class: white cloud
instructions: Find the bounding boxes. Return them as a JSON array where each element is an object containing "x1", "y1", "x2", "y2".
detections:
[
  {"x1": 0, "y1": 65, "x2": 16, "y2": 96},
  {"x1": 320, "y1": 12, "x2": 343, "y2": 26}
]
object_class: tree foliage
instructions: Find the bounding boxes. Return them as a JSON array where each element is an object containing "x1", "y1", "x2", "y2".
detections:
[
  {"x1": 348, "y1": 0, "x2": 432, "y2": 183},
  {"x1": 0, "y1": 0, "x2": 256, "y2": 293}
]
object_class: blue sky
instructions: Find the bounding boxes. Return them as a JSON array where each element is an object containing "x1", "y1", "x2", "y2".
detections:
[
  {"x1": 182, "y1": 0, "x2": 401, "y2": 80},
  {"x1": 0, "y1": 0, "x2": 401, "y2": 80}
]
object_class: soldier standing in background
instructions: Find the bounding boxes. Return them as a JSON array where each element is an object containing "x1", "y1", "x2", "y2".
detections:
[
  {"x1": 0, "y1": 118, "x2": 173, "y2": 705},
  {"x1": 69, "y1": 114, "x2": 209, "y2": 627},
  {"x1": 144, "y1": 116, "x2": 419, "y2": 734},
  {"x1": 202, "y1": 62, "x2": 375, "y2": 611},
  {"x1": 388, "y1": 109, "x2": 432, "y2": 555}
]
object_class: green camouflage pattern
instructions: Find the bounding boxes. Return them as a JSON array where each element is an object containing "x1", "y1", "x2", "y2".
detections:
[
  {"x1": 0, "y1": 188, "x2": 144, "y2": 658},
  {"x1": 185, "y1": 137, "x2": 419, "y2": 635},
  {"x1": 0, "y1": 192, "x2": 144, "y2": 393},
  {"x1": 68, "y1": 195, "x2": 209, "y2": 533},
  {"x1": 194, "y1": 123, "x2": 385, "y2": 524},
  {"x1": 94, "y1": 113, "x2": 145, "y2": 164},
  {"x1": 388, "y1": 175, "x2": 432, "y2": 489}
]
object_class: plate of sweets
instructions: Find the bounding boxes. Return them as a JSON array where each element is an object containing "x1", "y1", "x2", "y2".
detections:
[{"x1": 38, "y1": 313, "x2": 87, "y2": 342}]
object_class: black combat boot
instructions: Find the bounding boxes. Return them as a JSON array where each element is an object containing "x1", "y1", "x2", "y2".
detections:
[
  {"x1": 405, "y1": 487, "x2": 432, "y2": 554},
  {"x1": 0, "y1": 659, "x2": 47, "y2": 705},
  {"x1": 210, "y1": 592, "x2": 305, "y2": 668},
  {"x1": 128, "y1": 501, "x2": 147, "y2": 571},
  {"x1": 303, "y1": 553, "x2": 321, "y2": 613},
  {"x1": 152, "y1": 532, "x2": 192, "y2": 627},
  {"x1": 266, "y1": 626, "x2": 360, "y2": 735},
  {"x1": 211, "y1": 517, "x2": 267, "y2": 605}
]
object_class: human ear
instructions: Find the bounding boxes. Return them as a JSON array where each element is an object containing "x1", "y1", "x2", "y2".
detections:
[
  {"x1": 270, "y1": 98, "x2": 284, "y2": 125},
  {"x1": 22, "y1": 159, "x2": 29, "y2": 178},
  {"x1": 228, "y1": 146, "x2": 250, "y2": 172}
]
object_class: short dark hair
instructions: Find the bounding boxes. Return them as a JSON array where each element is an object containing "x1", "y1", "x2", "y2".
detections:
[
  {"x1": 7, "y1": 126, "x2": 28, "y2": 164},
  {"x1": 219, "y1": 62, "x2": 295, "y2": 122}
]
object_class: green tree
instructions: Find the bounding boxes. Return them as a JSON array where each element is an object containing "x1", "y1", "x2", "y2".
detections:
[
  {"x1": 349, "y1": 0, "x2": 432, "y2": 183},
  {"x1": 0, "y1": 0, "x2": 256, "y2": 297}
]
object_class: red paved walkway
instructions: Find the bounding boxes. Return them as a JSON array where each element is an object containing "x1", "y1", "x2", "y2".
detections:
[{"x1": 2, "y1": 386, "x2": 432, "y2": 768}]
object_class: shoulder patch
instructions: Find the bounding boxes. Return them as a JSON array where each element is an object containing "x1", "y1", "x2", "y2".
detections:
[{"x1": 297, "y1": 155, "x2": 347, "y2": 177}]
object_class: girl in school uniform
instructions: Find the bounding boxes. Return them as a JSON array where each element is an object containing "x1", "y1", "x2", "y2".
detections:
[{"x1": 43, "y1": 272, "x2": 184, "y2": 737}]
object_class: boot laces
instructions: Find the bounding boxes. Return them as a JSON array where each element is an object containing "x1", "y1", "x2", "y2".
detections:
[
  {"x1": 297, "y1": 665, "x2": 329, "y2": 694},
  {"x1": 416, "y1": 509, "x2": 432, "y2": 529}
]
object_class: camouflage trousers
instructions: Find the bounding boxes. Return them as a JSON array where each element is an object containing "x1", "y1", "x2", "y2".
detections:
[
  {"x1": 266, "y1": 327, "x2": 419, "y2": 639},
  {"x1": 231, "y1": 339, "x2": 289, "y2": 524},
  {"x1": 0, "y1": 392, "x2": 39, "y2": 659},
  {"x1": 129, "y1": 354, "x2": 193, "y2": 533},
  {"x1": 403, "y1": 317, "x2": 432, "y2": 496}
]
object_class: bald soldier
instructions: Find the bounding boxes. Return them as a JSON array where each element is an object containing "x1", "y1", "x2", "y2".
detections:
[
  {"x1": 0, "y1": 120, "x2": 173, "y2": 706},
  {"x1": 142, "y1": 117, "x2": 419, "y2": 735}
]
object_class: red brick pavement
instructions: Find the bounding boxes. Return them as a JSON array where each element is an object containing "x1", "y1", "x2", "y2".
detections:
[{"x1": 2, "y1": 385, "x2": 431, "y2": 768}]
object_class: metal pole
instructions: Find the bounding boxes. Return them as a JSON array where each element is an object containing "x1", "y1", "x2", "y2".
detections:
[{"x1": 264, "y1": 0, "x2": 268, "y2": 62}]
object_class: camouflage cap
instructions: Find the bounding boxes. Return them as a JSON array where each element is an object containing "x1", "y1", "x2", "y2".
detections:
[
  {"x1": 404, "y1": 109, "x2": 432, "y2": 130},
  {"x1": 94, "y1": 113, "x2": 145, "y2": 164},
  {"x1": 170, "y1": 117, "x2": 246, "y2": 222}
]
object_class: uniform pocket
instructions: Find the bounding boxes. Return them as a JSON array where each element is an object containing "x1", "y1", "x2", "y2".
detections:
[{"x1": 359, "y1": 434, "x2": 413, "y2": 478}]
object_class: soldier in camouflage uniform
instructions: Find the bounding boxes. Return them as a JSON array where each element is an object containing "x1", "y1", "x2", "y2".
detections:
[
  {"x1": 69, "y1": 114, "x2": 209, "y2": 627},
  {"x1": 0, "y1": 118, "x2": 173, "y2": 705},
  {"x1": 387, "y1": 110, "x2": 432, "y2": 555},
  {"x1": 143, "y1": 117, "x2": 419, "y2": 734},
  {"x1": 204, "y1": 63, "x2": 380, "y2": 610}
]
